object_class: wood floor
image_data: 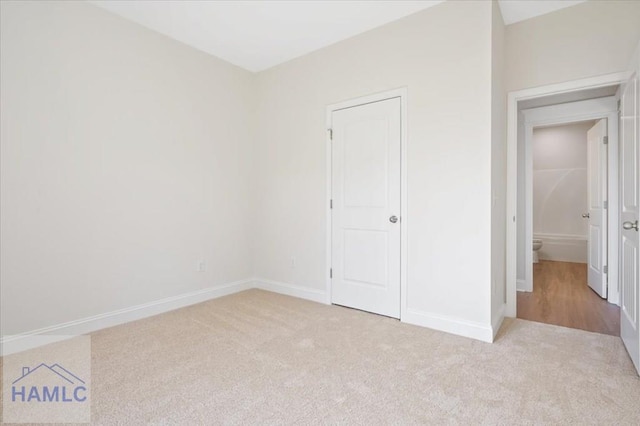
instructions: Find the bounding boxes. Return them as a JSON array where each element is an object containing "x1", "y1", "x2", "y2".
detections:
[{"x1": 517, "y1": 260, "x2": 620, "y2": 336}]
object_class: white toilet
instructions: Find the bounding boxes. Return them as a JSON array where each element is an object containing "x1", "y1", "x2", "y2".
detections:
[{"x1": 532, "y1": 239, "x2": 543, "y2": 263}]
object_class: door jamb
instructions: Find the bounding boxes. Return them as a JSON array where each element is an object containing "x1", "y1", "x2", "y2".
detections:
[
  {"x1": 506, "y1": 72, "x2": 629, "y2": 317},
  {"x1": 325, "y1": 88, "x2": 408, "y2": 320}
]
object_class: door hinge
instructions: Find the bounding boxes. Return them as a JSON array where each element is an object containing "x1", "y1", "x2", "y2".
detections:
[
  {"x1": 617, "y1": 99, "x2": 621, "y2": 111},
  {"x1": 330, "y1": 199, "x2": 333, "y2": 209},
  {"x1": 603, "y1": 136, "x2": 608, "y2": 145},
  {"x1": 604, "y1": 265, "x2": 608, "y2": 274},
  {"x1": 604, "y1": 200, "x2": 608, "y2": 209},
  {"x1": 329, "y1": 268, "x2": 333, "y2": 278},
  {"x1": 328, "y1": 128, "x2": 333, "y2": 140}
]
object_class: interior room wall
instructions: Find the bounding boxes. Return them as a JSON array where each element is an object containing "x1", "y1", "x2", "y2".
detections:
[
  {"x1": 0, "y1": 1, "x2": 256, "y2": 336},
  {"x1": 253, "y1": 0, "x2": 496, "y2": 337},
  {"x1": 491, "y1": 0, "x2": 507, "y2": 329},
  {"x1": 4, "y1": 0, "x2": 637, "y2": 343},
  {"x1": 505, "y1": 0, "x2": 640, "y2": 92},
  {"x1": 533, "y1": 122, "x2": 592, "y2": 263}
]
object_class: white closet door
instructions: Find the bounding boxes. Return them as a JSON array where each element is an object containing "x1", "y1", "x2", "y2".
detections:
[{"x1": 331, "y1": 97, "x2": 401, "y2": 318}]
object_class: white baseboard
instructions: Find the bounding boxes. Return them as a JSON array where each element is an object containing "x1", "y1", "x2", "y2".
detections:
[
  {"x1": 3, "y1": 277, "x2": 503, "y2": 355},
  {"x1": 252, "y1": 278, "x2": 328, "y2": 304},
  {"x1": 535, "y1": 233, "x2": 587, "y2": 264},
  {"x1": 491, "y1": 303, "x2": 506, "y2": 339},
  {"x1": 516, "y1": 279, "x2": 528, "y2": 292},
  {"x1": 1, "y1": 278, "x2": 253, "y2": 356},
  {"x1": 401, "y1": 308, "x2": 494, "y2": 343}
]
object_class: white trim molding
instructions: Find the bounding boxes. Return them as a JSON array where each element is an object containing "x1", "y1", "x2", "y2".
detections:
[
  {"x1": 403, "y1": 308, "x2": 494, "y2": 343},
  {"x1": 506, "y1": 72, "x2": 629, "y2": 317},
  {"x1": 535, "y1": 233, "x2": 588, "y2": 264},
  {"x1": 1, "y1": 278, "x2": 254, "y2": 356},
  {"x1": 252, "y1": 278, "x2": 327, "y2": 304},
  {"x1": 3, "y1": 274, "x2": 510, "y2": 357},
  {"x1": 516, "y1": 279, "x2": 527, "y2": 292},
  {"x1": 2, "y1": 278, "x2": 327, "y2": 356}
]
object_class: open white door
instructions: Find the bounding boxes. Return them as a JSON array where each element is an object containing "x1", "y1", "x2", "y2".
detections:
[
  {"x1": 620, "y1": 43, "x2": 640, "y2": 374},
  {"x1": 330, "y1": 97, "x2": 401, "y2": 318},
  {"x1": 587, "y1": 119, "x2": 608, "y2": 298}
]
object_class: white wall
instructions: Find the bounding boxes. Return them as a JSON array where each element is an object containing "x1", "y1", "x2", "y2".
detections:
[
  {"x1": 253, "y1": 0, "x2": 496, "y2": 338},
  {"x1": 533, "y1": 122, "x2": 591, "y2": 237},
  {"x1": 0, "y1": 1, "x2": 255, "y2": 335},
  {"x1": 491, "y1": 1, "x2": 507, "y2": 330},
  {"x1": 506, "y1": 0, "x2": 640, "y2": 92}
]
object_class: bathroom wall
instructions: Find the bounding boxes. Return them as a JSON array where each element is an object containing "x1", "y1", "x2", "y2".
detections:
[{"x1": 532, "y1": 121, "x2": 593, "y2": 263}]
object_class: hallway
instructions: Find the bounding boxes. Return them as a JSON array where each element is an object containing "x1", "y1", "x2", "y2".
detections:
[{"x1": 517, "y1": 261, "x2": 620, "y2": 336}]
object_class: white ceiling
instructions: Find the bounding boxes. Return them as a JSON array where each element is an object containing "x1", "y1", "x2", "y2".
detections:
[{"x1": 91, "y1": 0, "x2": 588, "y2": 73}]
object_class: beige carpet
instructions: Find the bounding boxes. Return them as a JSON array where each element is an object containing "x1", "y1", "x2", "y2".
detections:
[{"x1": 3, "y1": 289, "x2": 640, "y2": 424}]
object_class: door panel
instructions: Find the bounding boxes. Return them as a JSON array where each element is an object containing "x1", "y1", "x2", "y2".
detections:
[
  {"x1": 587, "y1": 119, "x2": 608, "y2": 298},
  {"x1": 344, "y1": 119, "x2": 388, "y2": 207},
  {"x1": 331, "y1": 97, "x2": 401, "y2": 318},
  {"x1": 343, "y1": 230, "x2": 388, "y2": 287},
  {"x1": 620, "y1": 62, "x2": 640, "y2": 373},
  {"x1": 622, "y1": 239, "x2": 637, "y2": 326}
]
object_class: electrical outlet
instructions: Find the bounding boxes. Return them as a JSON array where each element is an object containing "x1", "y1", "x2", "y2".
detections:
[
  {"x1": 290, "y1": 258, "x2": 296, "y2": 269},
  {"x1": 198, "y1": 261, "x2": 206, "y2": 272}
]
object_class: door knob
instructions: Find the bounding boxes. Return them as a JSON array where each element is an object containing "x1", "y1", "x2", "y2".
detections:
[
  {"x1": 623, "y1": 220, "x2": 639, "y2": 231},
  {"x1": 581, "y1": 213, "x2": 590, "y2": 218},
  {"x1": 389, "y1": 215, "x2": 398, "y2": 223}
]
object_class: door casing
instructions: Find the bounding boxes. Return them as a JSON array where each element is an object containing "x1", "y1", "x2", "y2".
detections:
[
  {"x1": 325, "y1": 88, "x2": 408, "y2": 319},
  {"x1": 506, "y1": 72, "x2": 630, "y2": 317}
]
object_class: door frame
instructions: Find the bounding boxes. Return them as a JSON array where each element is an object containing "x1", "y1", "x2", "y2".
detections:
[
  {"x1": 506, "y1": 72, "x2": 630, "y2": 317},
  {"x1": 520, "y1": 98, "x2": 619, "y2": 303},
  {"x1": 325, "y1": 87, "x2": 408, "y2": 319}
]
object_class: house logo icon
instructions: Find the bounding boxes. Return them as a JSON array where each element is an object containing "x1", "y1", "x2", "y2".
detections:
[{"x1": 11, "y1": 363, "x2": 88, "y2": 403}]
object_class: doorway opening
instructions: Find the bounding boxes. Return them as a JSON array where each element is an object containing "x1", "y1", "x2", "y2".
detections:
[
  {"x1": 505, "y1": 74, "x2": 628, "y2": 337},
  {"x1": 517, "y1": 118, "x2": 620, "y2": 335}
]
